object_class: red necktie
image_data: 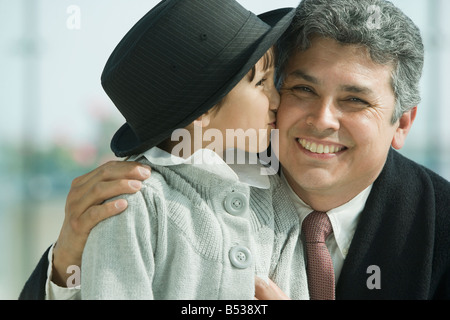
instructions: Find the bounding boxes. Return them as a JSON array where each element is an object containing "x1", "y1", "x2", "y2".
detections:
[{"x1": 302, "y1": 211, "x2": 335, "y2": 300}]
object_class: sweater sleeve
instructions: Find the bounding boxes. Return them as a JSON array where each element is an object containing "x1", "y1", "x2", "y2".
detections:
[{"x1": 81, "y1": 188, "x2": 157, "y2": 299}]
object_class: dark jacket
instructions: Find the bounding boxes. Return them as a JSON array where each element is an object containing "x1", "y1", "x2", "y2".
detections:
[
  {"x1": 19, "y1": 245, "x2": 50, "y2": 300},
  {"x1": 337, "y1": 149, "x2": 450, "y2": 299},
  {"x1": 19, "y1": 150, "x2": 450, "y2": 300}
]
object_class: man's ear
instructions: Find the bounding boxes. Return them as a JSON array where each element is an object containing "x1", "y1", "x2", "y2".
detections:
[{"x1": 391, "y1": 106, "x2": 417, "y2": 150}]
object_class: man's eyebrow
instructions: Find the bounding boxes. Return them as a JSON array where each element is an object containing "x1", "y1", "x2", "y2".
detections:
[
  {"x1": 340, "y1": 85, "x2": 374, "y2": 95},
  {"x1": 287, "y1": 69, "x2": 321, "y2": 85},
  {"x1": 286, "y1": 70, "x2": 375, "y2": 96}
]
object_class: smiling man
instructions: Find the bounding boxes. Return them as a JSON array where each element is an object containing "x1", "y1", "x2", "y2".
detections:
[{"x1": 270, "y1": 0, "x2": 450, "y2": 299}]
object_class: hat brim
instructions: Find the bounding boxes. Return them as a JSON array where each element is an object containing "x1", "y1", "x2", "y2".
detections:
[{"x1": 111, "y1": 7, "x2": 295, "y2": 157}]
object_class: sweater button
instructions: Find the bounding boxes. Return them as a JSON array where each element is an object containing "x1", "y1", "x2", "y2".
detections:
[
  {"x1": 223, "y1": 192, "x2": 247, "y2": 216},
  {"x1": 229, "y1": 245, "x2": 252, "y2": 269}
]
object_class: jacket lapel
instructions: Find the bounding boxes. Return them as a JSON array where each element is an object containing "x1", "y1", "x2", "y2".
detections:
[{"x1": 336, "y1": 149, "x2": 435, "y2": 299}]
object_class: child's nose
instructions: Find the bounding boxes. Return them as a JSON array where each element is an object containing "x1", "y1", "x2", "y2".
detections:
[{"x1": 269, "y1": 87, "x2": 280, "y2": 112}]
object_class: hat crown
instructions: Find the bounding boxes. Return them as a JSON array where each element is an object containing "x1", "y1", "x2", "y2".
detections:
[{"x1": 103, "y1": 0, "x2": 256, "y2": 86}]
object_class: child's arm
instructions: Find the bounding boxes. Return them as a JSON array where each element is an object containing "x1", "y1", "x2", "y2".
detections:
[{"x1": 81, "y1": 190, "x2": 156, "y2": 299}]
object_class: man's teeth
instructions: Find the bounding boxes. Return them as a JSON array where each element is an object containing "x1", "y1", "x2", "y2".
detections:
[{"x1": 297, "y1": 139, "x2": 344, "y2": 154}]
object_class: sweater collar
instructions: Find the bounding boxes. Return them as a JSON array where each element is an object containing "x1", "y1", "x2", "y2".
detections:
[{"x1": 129, "y1": 147, "x2": 270, "y2": 189}]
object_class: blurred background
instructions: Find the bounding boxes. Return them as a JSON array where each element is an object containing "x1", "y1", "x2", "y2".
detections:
[{"x1": 0, "y1": 0, "x2": 449, "y2": 299}]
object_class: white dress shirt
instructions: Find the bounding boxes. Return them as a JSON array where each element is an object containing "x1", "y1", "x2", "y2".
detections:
[
  {"x1": 280, "y1": 169, "x2": 372, "y2": 282},
  {"x1": 45, "y1": 147, "x2": 270, "y2": 299}
]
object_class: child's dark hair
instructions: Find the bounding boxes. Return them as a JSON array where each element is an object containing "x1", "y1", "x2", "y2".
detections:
[
  {"x1": 248, "y1": 46, "x2": 277, "y2": 82},
  {"x1": 213, "y1": 47, "x2": 277, "y2": 113}
]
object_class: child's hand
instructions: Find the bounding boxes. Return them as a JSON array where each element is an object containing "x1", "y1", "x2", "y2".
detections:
[{"x1": 254, "y1": 277, "x2": 291, "y2": 300}]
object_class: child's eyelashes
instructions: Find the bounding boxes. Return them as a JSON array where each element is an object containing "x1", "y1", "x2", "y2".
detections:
[{"x1": 256, "y1": 78, "x2": 267, "y2": 86}]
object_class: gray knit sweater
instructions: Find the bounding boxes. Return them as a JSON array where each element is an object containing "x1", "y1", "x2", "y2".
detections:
[{"x1": 81, "y1": 158, "x2": 308, "y2": 299}]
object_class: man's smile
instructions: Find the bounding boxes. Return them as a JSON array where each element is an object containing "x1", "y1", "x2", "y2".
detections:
[{"x1": 296, "y1": 138, "x2": 347, "y2": 155}]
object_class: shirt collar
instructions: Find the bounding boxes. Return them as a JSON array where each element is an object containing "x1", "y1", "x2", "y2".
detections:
[
  {"x1": 129, "y1": 147, "x2": 270, "y2": 189},
  {"x1": 280, "y1": 168, "x2": 372, "y2": 257}
]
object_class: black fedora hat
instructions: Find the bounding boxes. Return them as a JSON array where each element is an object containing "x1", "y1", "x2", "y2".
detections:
[{"x1": 103, "y1": 0, "x2": 295, "y2": 157}]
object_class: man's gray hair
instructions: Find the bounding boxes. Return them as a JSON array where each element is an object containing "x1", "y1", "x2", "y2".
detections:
[{"x1": 277, "y1": 0, "x2": 424, "y2": 123}]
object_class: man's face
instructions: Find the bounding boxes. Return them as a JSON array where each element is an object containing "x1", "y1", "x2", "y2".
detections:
[{"x1": 275, "y1": 37, "x2": 415, "y2": 210}]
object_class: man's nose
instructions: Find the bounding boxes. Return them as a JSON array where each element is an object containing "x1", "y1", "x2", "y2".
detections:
[{"x1": 305, "y1": 98, "x2": 340, "y2": 132}]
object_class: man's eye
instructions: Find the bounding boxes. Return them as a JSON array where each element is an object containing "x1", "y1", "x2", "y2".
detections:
[
  {"x1": 291, "y1": 86, "x2": 314, "y2": 93},
  {"x1": 348, "y1": 97, "x2": 369, "y2": 105}
]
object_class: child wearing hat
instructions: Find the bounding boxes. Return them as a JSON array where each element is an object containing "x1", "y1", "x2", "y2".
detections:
[{"x1": 81, "y1": 0, "x2": 308, "y2": 299}]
